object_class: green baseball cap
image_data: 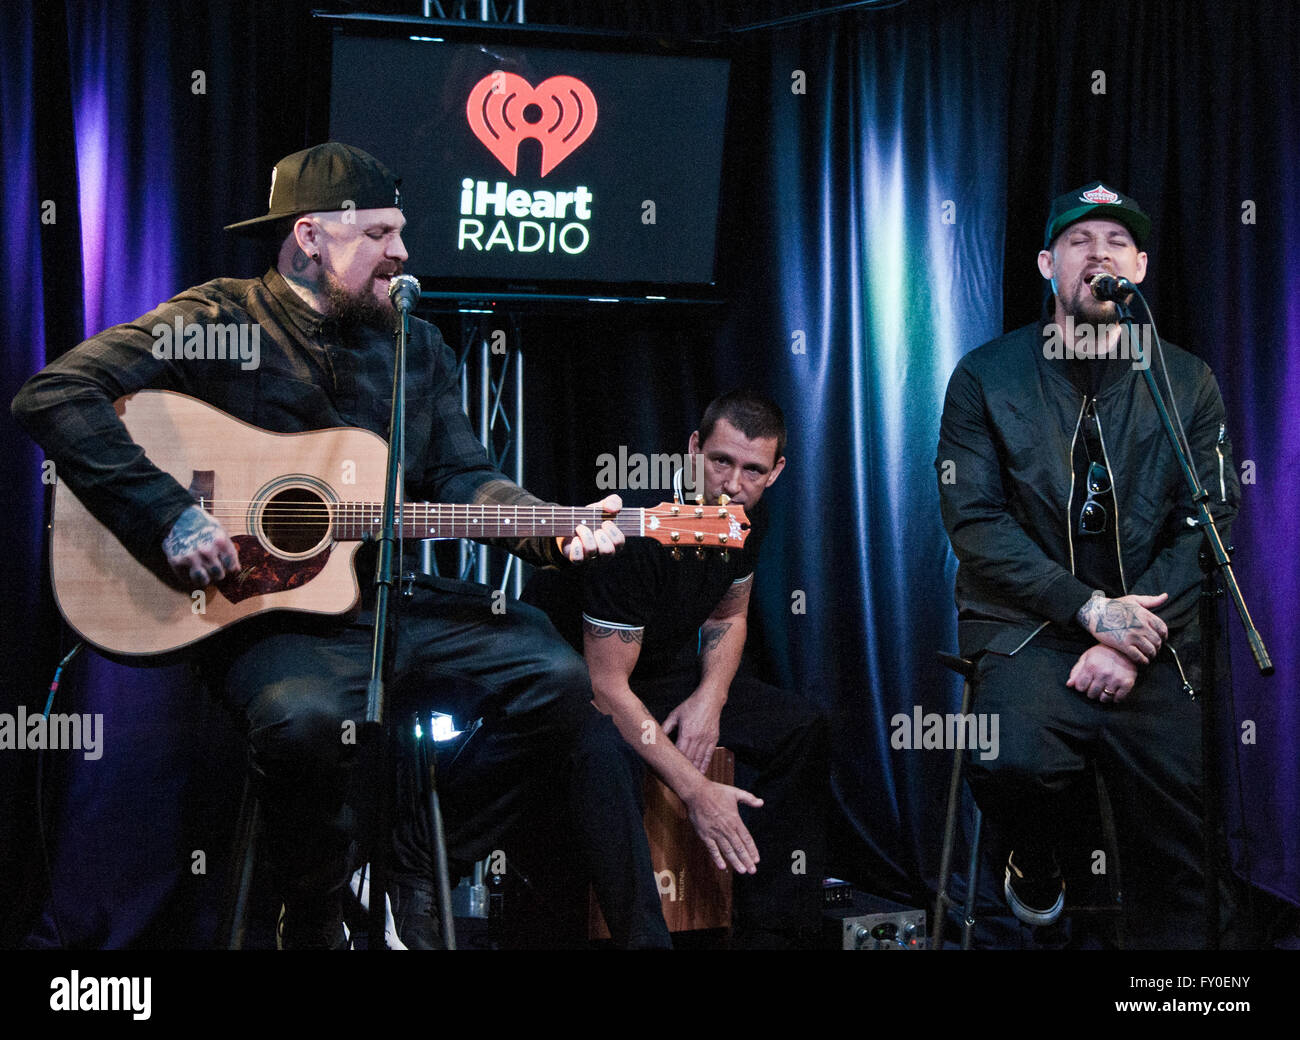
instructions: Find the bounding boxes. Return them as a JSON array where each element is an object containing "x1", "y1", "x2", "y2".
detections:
[{"x1": 1043, "y1": 180, "x2": 1150, "y2": 250}]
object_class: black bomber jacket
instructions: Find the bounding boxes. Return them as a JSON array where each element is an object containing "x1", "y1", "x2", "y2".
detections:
[{"x1": 936, "y1": 321, "x2": 1239, "y2": 691}]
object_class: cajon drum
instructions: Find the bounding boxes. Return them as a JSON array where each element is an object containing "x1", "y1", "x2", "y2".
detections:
[{"x1": 589, "y1": 748, "x2": 735, "y2": 937}]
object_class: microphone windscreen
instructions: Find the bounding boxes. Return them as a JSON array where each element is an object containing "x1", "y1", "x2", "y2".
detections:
[{"x1": 388, "y1": 275, "x2": 421, "y2": 311}]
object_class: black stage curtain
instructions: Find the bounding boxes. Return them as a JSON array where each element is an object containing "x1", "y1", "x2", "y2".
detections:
[{"x1": 4, "y1": 0, "x2": 1295, "y2": 947}]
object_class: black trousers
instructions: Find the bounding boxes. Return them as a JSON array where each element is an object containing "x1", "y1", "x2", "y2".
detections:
[
  {"x1": 964, "y1": 642, "x2": 1232, "y2": 948},
  {"x1": 634, "y1": 666, "x2": 831, "y2": 942},
  {"x1": 209, "y1": 574, "x2": 669, "y2": 949}
]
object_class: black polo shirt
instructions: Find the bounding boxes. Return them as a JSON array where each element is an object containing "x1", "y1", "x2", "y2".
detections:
[{"x1": 524, "y1": 505, "x2": 764, "y2": 681}]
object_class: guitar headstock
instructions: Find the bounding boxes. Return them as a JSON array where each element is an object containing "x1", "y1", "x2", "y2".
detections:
[{"x1": 642, "y1": 501, "x2": 749, "y2": 555}]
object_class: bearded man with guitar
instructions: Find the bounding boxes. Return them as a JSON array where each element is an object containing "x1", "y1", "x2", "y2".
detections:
[{"x1": 12, "y1": 143, "x2": 689, "y2": 949}]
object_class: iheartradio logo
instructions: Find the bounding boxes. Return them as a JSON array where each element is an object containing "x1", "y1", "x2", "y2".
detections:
[{"x1": 466, "y1": 72, "x2": 598, "y2": 177}]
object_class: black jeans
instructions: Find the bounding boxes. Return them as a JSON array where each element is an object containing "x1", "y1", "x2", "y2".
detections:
[
  {"x1": 964, "y1": 642, "x2": 1234, "y2": 948},
  {"x1": 210, "y1": 575, "x2": 669, "y2": 949},
  {"x1": 634, "y1": 666, "x2": 831, "y2": 942}
]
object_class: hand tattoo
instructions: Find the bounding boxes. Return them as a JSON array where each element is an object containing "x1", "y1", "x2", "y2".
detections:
[
  {"x1": 1076, "y1": 590, "x2": 1141, "y2": 633},
  {"x1": 1077, "y1": 589, "x2": 1105, "y2": 631},
  {"x1": 1096, "y1": 602, "x2": 1141, "y2": 632},
  {"x1": 163, "y1": 506, "x2": 220, "y2": 559}
]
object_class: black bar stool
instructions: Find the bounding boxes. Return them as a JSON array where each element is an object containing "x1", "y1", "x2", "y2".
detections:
[{"x1": 931, "y1": 652, "x2": 1125, "y2": 949}]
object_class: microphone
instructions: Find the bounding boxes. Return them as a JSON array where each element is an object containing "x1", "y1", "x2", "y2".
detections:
[
  {"x1": 388, "y1": 275, "x2": 421, "y2": 312},
  {"x1": 1089, "y1": 273, "x2": 1137, "y2": 302}
]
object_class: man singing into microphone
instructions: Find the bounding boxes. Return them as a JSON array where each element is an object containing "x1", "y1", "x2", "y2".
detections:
[
  {"x1": 13, "y1": 143, "x2": 670, "y2": 949},
  {"x1": 935, "y1": 182, "x2": 1241, "y2": 947}
]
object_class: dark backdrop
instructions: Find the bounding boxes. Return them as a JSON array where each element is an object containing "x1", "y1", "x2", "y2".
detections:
[{"x1": 3, "y1": 0, "x2": 1295, "y2": 947}]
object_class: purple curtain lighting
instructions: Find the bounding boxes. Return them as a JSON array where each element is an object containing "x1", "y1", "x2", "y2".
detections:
[{"x1": 4, "y1": 0, "x2": 1296, "y2": 948}]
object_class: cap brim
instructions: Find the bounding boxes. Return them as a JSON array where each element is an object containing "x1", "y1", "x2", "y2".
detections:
[
  {"x1": 223, "y1": 211, "x2": 296, "y2": 235},
  {"x1": 1048, "y1": 204, "x2": 1150, "y2": 249}
]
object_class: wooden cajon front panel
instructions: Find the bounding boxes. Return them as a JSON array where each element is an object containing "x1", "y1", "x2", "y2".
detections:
[{"x1": 589, "y1": 748, "x2": 735, "y2": 938}]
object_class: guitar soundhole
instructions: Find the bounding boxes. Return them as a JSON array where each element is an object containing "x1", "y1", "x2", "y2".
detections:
[{"x1": 262, "y1": 487, "x2": 331, "y2": 556}]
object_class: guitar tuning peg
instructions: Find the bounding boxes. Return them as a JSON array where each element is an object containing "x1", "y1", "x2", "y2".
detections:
[
  {"x1": 694, "y1": 493, "x2": 704, "y2": 505},
  {"x1": 671, "y1": 547, "x2": 681, "y2": 561},
  {"x1": 721, "y1": 551, "x2": 730, "y2": 562},
  {"x1": 695, "y1": 548, "x2": 704, "y2": 559},
  {"x1": 718, "y1": 494, "x2": 730, "y2": 506}
]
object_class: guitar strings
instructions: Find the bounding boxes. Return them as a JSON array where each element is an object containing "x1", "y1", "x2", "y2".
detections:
[
  {"x1": 187, "y1": 504, "x2": 736, "y2": 537},
  {"x1": 188, "y1": 505, "x2": 724, "y2": 521}
]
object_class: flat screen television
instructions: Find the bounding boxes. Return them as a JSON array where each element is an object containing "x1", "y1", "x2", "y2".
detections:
[{"x1": 321, "y1": 14, "x2": 733, "y2": 303}]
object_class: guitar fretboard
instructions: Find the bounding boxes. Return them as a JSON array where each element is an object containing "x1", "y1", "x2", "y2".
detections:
[{"x1": 331, "y1": 503, "x2": 645, "y2": 541}]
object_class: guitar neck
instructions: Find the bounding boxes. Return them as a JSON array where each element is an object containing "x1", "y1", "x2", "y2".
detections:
[{"x1": 332, "y1": 503, "x2": 644, "y2": 541}]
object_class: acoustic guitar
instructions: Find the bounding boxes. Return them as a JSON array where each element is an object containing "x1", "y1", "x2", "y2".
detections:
[{"x1": 50, "y1": 390, "x2": 749, "y2": 656}]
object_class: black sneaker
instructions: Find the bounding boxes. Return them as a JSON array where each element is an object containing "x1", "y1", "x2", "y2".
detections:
[
  {"x1": 1004, "y1": 849, "x2": 1065, "y2": 926},
  {"x1": 390, "y1": 874, "x2": 441, "y2": 950}
]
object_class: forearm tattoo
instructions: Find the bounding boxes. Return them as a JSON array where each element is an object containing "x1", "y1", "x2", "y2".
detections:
[
  {"x1": 584, "y1": 619, "x2": 643, "y2": 644},
  {"x1": 163, "y1": 506, "x2": 220, "y2": 559},
  {"x1": 699, "y1": 621, "x2": 733, "y2": 657}
]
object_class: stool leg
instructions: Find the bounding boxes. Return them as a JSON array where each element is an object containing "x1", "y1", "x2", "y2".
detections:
[
  {"x1": 962, "y1": 806, "x2": 983, "y2": 950},
  {"x1": 221, "y1": 774, "x2": 260, "y2": 950},
  {"x1": 1093, "y1": 768, "x2": 1124, "y2": 949},
  {"x1": 932, "y1": 678, "x2": 975, "y2": 950}
]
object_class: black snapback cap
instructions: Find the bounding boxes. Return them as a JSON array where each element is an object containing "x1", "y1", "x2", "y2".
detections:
[
  {"x1": 225, "y1": 142, "x2": 402, "y2": 233},
  {"x1": 1043, "y1": 181, "x2": 1150, "y2": 250}
]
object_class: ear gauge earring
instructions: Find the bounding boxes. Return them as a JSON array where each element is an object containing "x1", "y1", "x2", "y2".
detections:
[{"x1": 311, "y1": 253, "x2": 321, "y2": 264}]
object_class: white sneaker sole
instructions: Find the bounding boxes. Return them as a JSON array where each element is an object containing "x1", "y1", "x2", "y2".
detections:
[{"x1": 1004, "y1": 866, "x2": 1065, "y2": 926}]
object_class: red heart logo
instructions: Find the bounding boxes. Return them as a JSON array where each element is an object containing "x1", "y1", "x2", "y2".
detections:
[{"x1": 466, "y1": 72, "x2": 598, "y2": 177}]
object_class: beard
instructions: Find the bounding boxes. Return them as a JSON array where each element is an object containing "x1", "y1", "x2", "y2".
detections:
[
  {"x1": 323, "y1": 264, "x2": 403, "y2": 334},
  {"x1": 1055, "y1": 276, "x2": 1125, "y2": 357},
  {"x1": 1060, "y1": 276, "x2": 1120, "y2": 326}
]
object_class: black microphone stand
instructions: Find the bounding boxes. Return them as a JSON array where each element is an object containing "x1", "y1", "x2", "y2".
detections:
[
  {"x1": 1110, "y1": 287, "x2": 1272, "y2": 949},
  {"x1": 362, "y1": 276, "x2": 456, "y2": 949}
]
